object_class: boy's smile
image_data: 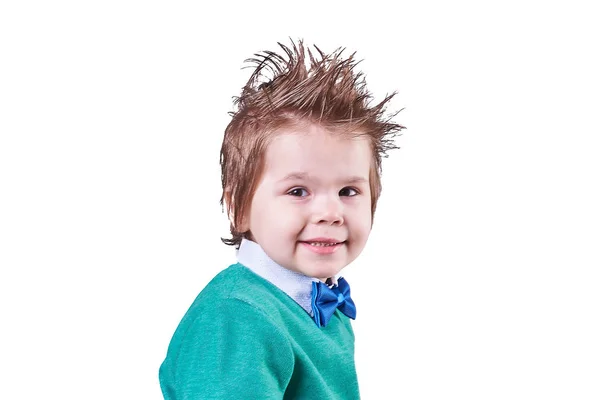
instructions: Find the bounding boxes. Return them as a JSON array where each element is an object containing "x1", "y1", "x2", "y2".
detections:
[
  {"x1": 241, "y1": 124, "x2": 373, "y2": 281},
  {"x1": 299, "y1": 238, "x2": 345, "y2": 255}
]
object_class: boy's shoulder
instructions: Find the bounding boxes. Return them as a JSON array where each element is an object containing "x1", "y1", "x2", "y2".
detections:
[
  {"x1": 186, "y1": 263, "x2": 297, "y2": 321},
  {"x1": 198, "y1": 262, "x2": 273, "y2": 301}
]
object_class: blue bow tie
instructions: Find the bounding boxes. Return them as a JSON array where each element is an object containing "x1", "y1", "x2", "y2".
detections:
[{"x1": 310, "y1": 277, "x2": 356, "y2": 328}]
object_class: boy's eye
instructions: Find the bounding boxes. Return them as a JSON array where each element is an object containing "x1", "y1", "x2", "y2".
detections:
[
  {"x1": 339, "y1": 187, "x2": 359, "y2": 197},
  {"x1": 287, "y1": 188, "x2": 309, "y2": 197}
]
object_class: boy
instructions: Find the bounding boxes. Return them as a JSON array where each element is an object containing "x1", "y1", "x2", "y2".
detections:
[{"x1": 159, "y1": 40, "x2": 403, "y2": 399}]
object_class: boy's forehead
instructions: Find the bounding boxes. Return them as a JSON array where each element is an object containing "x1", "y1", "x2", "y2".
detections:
[{"x1": 262, "y1": 128, "x2": 372, "y2": 179}]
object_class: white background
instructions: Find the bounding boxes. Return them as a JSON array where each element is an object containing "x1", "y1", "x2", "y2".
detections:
[{"x1": 1, "y1": 1, "x2": 599, "y2": 399}]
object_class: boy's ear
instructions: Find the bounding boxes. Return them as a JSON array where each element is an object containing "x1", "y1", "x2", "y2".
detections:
[
  {"x1": 224, "y1": 189, "x2": 250, "y2": 232},
  {"x1": 223, "y1": 189, "x2": 233, "y2": 211},
  {"x1": 238, "y1": 217, "x2": 250, "y2": 233},
  {"x1": 224, "y1": 189, "x2": 235, "y2": 223}
]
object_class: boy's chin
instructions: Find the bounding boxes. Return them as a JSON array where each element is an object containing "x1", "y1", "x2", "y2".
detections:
[{"x1": 297, "y1": 262, "x2": 347, "y2": 281}]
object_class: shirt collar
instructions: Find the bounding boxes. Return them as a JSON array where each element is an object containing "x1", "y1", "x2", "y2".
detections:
[{"x1": 236, "y1": 238, "x2": 340, "y2": 316}]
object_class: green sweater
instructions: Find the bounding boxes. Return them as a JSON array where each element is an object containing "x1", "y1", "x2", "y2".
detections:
[{"x1": 159, "y1": 263, "x2": 359, "y2": 399}]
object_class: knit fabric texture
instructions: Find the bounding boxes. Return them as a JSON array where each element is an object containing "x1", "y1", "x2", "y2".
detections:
[{"x1": 159, "y1": 263, "x2": 359, "y2": 399}]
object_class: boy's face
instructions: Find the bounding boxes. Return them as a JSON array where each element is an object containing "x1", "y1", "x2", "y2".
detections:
[{"x1": 243, "y1": 124, "x2": 373, "y2": 281}]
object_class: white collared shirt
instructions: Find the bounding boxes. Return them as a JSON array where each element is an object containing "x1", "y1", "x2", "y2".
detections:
[{"x1": 236, "y1": 238, "x2": 341, "y2": 317}]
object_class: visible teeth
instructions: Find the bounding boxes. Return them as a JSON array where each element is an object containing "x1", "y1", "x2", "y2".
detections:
[{"x1": 309, "y1": 242, "x2": 339, "y2": 247}]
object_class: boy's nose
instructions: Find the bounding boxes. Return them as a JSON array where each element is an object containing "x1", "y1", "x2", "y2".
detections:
[{"x1": 311, "y1": 195, "x2": 344, "y2": 225}]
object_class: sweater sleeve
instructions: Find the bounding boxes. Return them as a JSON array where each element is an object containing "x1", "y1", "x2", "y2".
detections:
[{"x1": 167, "y1": 298, "x2": 295, "y2": 400}]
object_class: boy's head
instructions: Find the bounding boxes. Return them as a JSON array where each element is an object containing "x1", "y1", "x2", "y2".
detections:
[{"x1": 220, "y1": 40, "x2": 403, "y2": 280}]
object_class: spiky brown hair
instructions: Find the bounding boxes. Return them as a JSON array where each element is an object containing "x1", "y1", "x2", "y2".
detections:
[{"x1": 220, "y1": 40, "x2": 404, "y2": 247}]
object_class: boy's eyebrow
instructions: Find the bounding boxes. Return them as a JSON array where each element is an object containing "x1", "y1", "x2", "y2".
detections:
[{"x1": 278, "y1": 172, "x2": 368, "y2": 184}]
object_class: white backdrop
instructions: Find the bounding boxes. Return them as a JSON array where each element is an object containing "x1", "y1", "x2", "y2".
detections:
[{"x1": 1, "y1": 1, "x2": 599, "y2": 399}]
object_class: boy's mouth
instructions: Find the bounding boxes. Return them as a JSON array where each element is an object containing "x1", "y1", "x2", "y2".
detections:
[
  {"x1": 299, "y1": 238, "x2": 346, "y2": 248},
  {"x1": 304, "y1": 241, "x2": 344, "y2": 247},
  {"x1": 299, "y1": 239, "x2": 345, "y2": 255}
]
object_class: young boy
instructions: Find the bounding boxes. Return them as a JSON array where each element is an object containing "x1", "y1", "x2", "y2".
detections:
[{"x1": 159, "y1": 40, "x2": 403, "y2": 399}]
